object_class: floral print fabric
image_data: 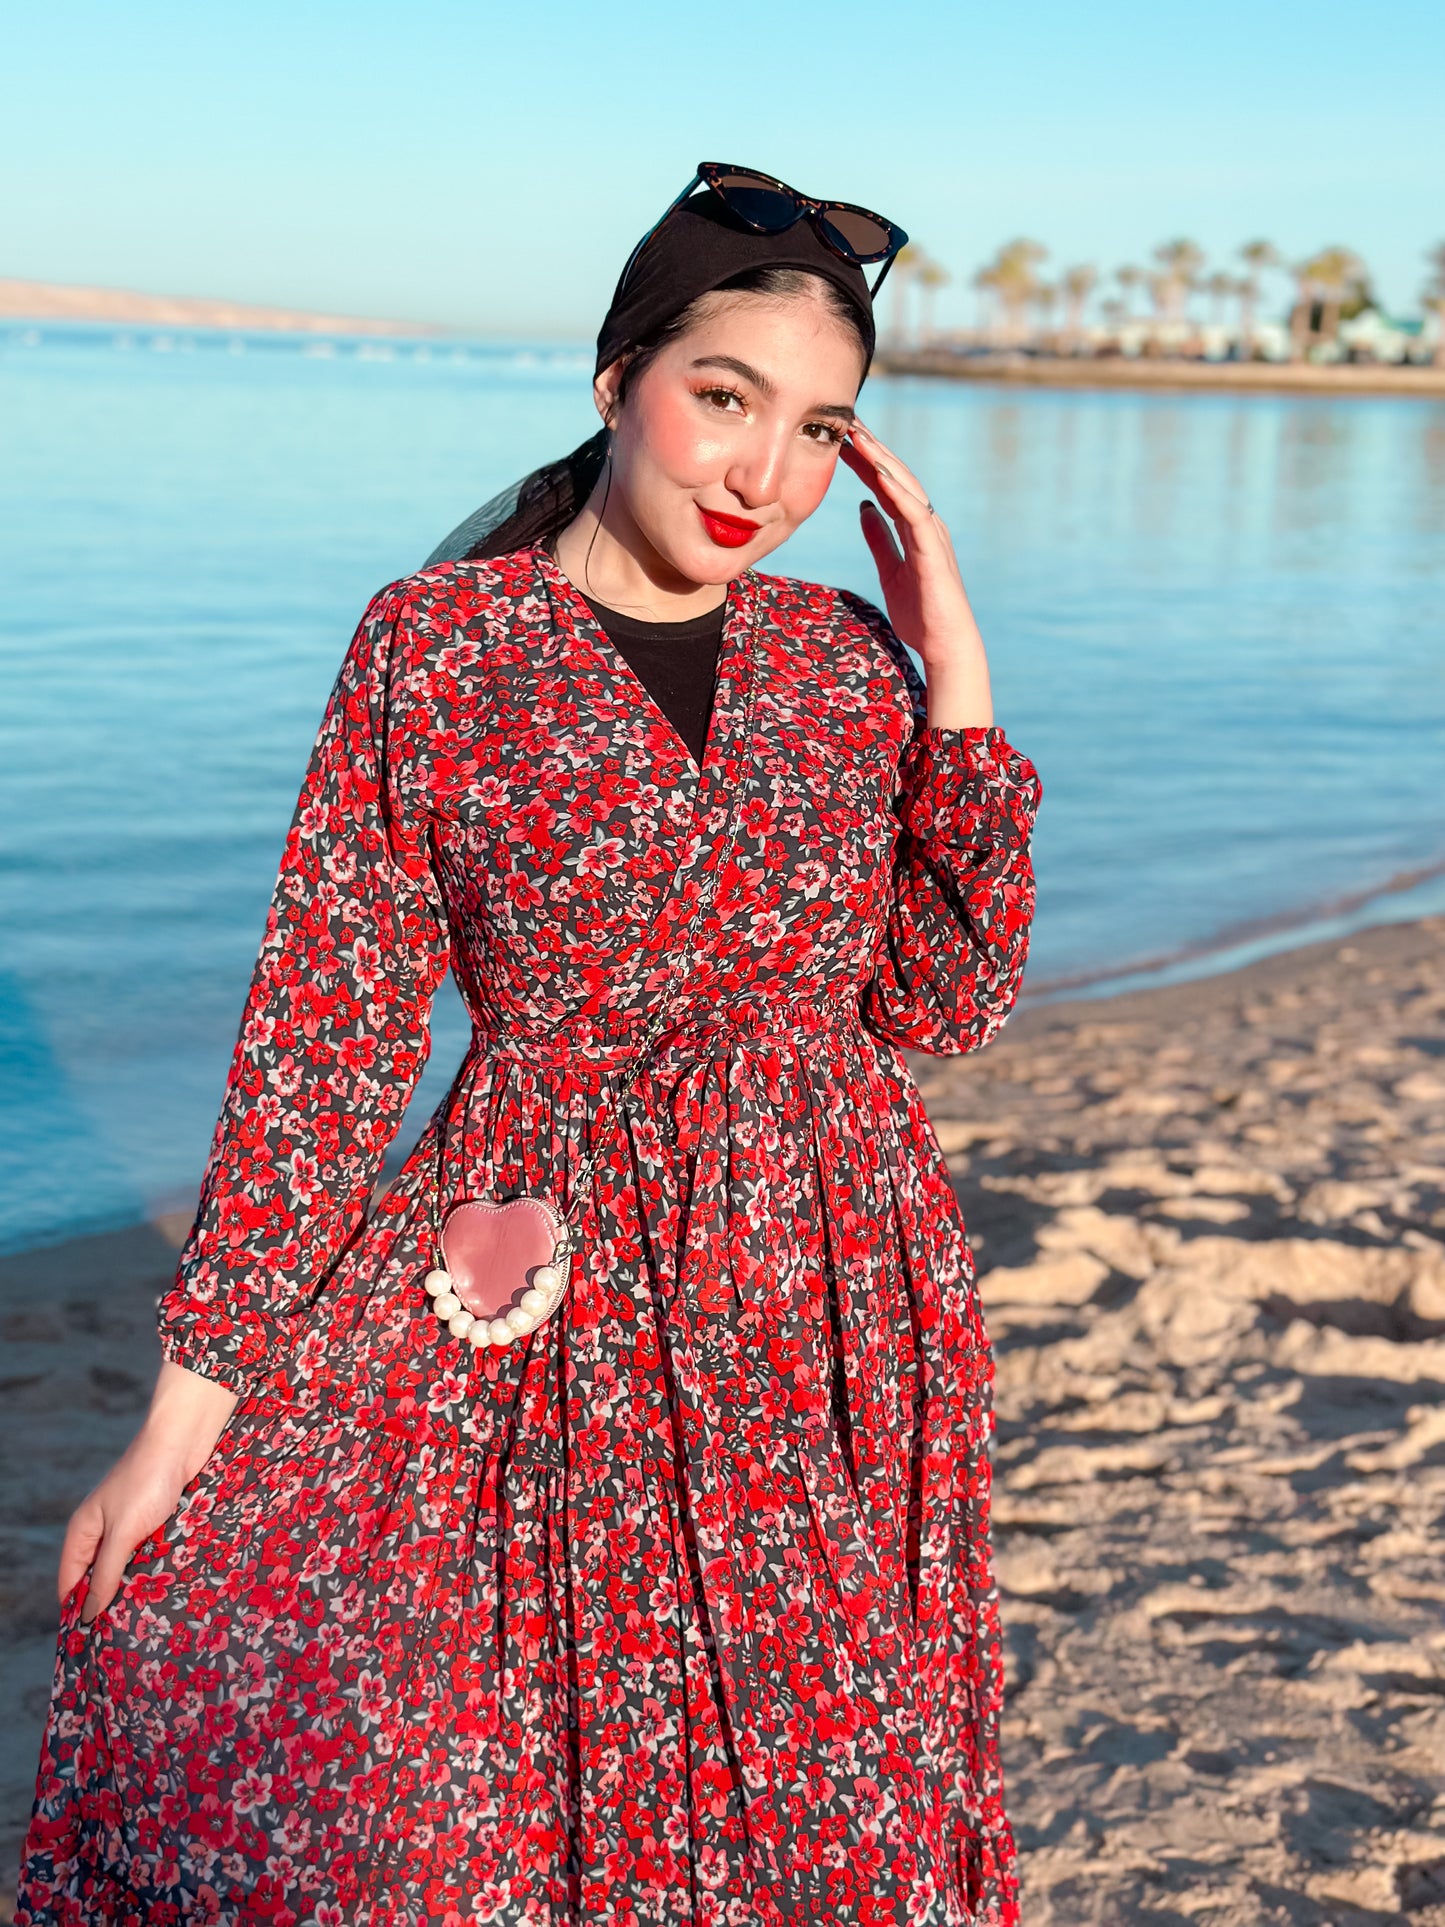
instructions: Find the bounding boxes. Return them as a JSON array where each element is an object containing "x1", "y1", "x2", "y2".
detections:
[{"x1": 17, "y1": 545, "x2": 1042, "y2": 1926}]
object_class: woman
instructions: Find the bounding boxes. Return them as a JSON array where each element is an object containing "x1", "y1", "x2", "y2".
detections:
[{"x1": 18, "y1": 166, "x2": 1042, "y2": 1926}]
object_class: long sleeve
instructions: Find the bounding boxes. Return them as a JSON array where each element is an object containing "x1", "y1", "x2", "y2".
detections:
[
  {"x1": 157, "y1": 583, "x2": 450, "y2": 1397},
  {"x1": 860, "y1": 617, "x2": 1042, "y2": 1057}
]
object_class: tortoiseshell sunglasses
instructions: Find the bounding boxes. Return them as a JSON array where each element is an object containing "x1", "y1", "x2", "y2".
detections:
[{"x1": 617, "y1": 162, "x2": 909, "y2": 300}]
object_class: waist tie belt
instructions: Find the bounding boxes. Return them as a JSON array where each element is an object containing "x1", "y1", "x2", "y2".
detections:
[{"x1": 467, "y1": 985, "x2": 864, "y2": 1076}]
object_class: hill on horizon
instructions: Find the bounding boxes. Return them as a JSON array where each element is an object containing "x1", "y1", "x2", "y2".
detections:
[{"x1": 0, "y1": 275, "x2": 440, "y2": 336}]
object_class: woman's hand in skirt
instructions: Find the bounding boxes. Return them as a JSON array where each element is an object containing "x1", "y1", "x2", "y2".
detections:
[{"x1": 60, "y1": 1358, "x2": 238, "y2": 1626}]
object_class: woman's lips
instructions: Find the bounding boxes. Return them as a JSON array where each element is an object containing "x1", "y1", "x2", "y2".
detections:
[{"x1": 697, "y1": 506, "x2": 760, "y2": 549}]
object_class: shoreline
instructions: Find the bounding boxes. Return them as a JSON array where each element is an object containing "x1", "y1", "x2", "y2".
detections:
[
  {"x1": 3, "y1": 910, "x2": 1444, "y2": 1915},
  {"x1": 1022, "y1": 852, "x2": 1445, "y2": 1004},
  {"x1": 875, "y1": 347, "x2": 1445, "y2": 398}
]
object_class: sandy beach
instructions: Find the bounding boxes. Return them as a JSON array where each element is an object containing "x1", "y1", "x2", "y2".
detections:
[{"x1": 3, "y1": 913, "x2": 1443, "y2": 1921}]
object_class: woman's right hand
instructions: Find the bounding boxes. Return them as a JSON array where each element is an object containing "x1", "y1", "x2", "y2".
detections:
[{"x1": 60, "y1": 1359, "x2": 239, "y2": 1626}]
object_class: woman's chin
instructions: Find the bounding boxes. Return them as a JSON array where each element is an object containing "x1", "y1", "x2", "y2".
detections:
[
  {"x1": 651, "y1": 541, "x2": 751, "y2": 588},
  {"x1": 665, "y1": 526, "x2": 791, "y2": 586}
]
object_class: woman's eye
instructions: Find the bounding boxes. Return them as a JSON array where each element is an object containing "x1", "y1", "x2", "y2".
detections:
[
  {"x1": 698, "y1": 386, "x2": 746, "y2": 413},
  {"x1": 802, "y1": 421, "x2": 845, "y2": 446}
]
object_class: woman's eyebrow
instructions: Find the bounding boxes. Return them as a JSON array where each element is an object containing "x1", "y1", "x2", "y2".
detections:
[
  {"x1": 689, "y1": 356, "x2": 855, "y2": 421},
  {"x1": 691, "y1": 354, "x2": 774, "y2": 394}
]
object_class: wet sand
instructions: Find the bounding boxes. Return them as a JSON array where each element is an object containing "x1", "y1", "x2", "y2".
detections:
[{"x1": 3, "y1": 913, "x2": 1444, "y2": 1920}]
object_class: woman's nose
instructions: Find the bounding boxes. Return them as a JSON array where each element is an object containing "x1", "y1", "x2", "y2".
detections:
[{"x1": 725, "y1": 426, "x2": 791, "y2": 510}]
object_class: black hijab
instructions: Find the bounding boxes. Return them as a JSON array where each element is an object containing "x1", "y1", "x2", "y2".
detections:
[{"x1": 423, "y1": 186, "x2": 876, "y2": 568}]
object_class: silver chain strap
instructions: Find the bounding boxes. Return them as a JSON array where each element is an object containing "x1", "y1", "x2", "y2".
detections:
[
  {"x1": 430, "y1": 575, "x2": 762, "y2": 1255},
  {"x1": 558, "y1": 584, "x2": 762, "y2": 1231}
]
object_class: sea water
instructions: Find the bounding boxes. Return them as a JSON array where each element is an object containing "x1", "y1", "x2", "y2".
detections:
[{"x1": 2, "y1": 326, "x2": 1443, "y2": 1250}]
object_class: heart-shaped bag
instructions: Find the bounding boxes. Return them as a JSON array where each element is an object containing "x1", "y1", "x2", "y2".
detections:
[{"x1": 423, "y1": 1195, "x2": 573, "y2": 1347}]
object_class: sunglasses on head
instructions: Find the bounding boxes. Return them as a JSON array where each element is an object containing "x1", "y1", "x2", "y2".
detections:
[{"x1": 617, "y1": 162, "x2": 909, "y2": 301}]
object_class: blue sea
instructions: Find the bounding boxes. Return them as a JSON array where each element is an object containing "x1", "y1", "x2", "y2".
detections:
[{"x1": 3, "y1": 323, "x2": 1444, "y2": 1253}]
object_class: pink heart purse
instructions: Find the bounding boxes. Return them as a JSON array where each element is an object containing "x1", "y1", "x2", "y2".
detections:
[{"x1": 423, "y1": 1195, "x2": 574, "y2": 1351}]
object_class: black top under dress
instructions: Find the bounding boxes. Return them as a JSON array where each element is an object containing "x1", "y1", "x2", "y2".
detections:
[{"x1": 581, "y1": 592, "x2": 723, "y2": 771}]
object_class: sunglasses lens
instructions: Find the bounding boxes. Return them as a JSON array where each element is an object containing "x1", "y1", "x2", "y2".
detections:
[
  {"x1": 820, "y1": 208, "x2": 897, "y2": 261},
  {"x1": 711, "y1": 171, "x2": 799, "y2": 233}
]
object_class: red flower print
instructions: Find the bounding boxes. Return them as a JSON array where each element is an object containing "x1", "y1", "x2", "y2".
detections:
[{"x1": 18, "y1": 548, "x2": 1039, "y2": 1927}]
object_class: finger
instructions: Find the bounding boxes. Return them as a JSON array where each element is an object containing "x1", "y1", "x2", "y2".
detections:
[
  {"x1": 841, "y1": 429, "x2": 907, "y2": 498},
  {"x1": 838, "y1": 436, "x2": 881, "y2": 488},
  {"x1": 81, "y1": 1525, "x2": 137, "y2": 1626},
  {"x1": 848, "y1": 453, "x2": 937, "y2": 560},
  {"x1": 59, "y1": 1503, "x2": 102, "y2": 1605},
  {"x1": 859, "y1": 500, "x2": 904, "y2": 584},
  {"x1": 848, "y1": 430, "x2": 967, "y2": 592},
  {"x1": 850, "y1": 417, "x2": 920, "y2": 488},
  {"x1": 842, "y1": 439, "x2": 932, "y2": 561},
  {"x1": 850, "y1": 421, "x2": 933, "y2": 512}
]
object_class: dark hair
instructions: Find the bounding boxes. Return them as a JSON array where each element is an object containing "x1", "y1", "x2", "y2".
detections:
[{"x1": 423, "y1": 266, "x2": 869, "y2": 568}]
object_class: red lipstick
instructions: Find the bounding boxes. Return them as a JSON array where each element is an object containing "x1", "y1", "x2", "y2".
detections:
[{"x1": 697, "y1": 505, "x2": 760, "y2": 549}]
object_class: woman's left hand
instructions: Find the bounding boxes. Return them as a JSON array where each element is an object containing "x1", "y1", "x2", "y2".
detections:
[{"x1": 841, "y1": 420, "x2": 994, "y2": 729}]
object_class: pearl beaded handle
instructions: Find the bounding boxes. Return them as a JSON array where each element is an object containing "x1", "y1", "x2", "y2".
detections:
[{"x1": 426, "y1": 576, "x2": 763, "y2": 1270}]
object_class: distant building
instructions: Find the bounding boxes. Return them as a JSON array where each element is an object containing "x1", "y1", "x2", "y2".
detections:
[{"x1": 1336, "y1": 310, "x2": 1426, "y2": 364}]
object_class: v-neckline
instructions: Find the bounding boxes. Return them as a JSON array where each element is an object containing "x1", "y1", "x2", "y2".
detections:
[
  {"x1": 530, "y1": 544, "x2": 759, "y2": 811},
  {"x1": 576, "y1": 591, "x2": 725, "y2": 783}
]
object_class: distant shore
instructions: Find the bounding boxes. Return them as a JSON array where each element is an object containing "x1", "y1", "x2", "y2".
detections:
[
  {"x1": 875, "y1": 347, "x2": 1445, "y2": 398},
  {"x1": 10, "y1": 281, "x2": 1442, "y2": 397},
  {"x1": 0, "y1": 276, "x2": 440, "y2": 338}
]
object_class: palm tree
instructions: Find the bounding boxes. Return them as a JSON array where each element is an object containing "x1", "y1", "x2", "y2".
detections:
[
  {"x1": 889, "y1": 243, "x2": 921, "y2": 348},
  {"x1": 1232, "y1": 278, "x2": 1261, "y2": 353},
  {"x1": 1240, "y1": 240, "x2": 1280, "y2": 276},
  {"x1": 1314, "y1": 248, "x2": 1369, "y2": 343},
  {"x1": 975, "y1": 239, "x2": 1048, "y2": 345},
  {"x1": 1291, "y1": 247, "x2": 1370, "y2": 357},
  {"x1": 1204, "y1": 271, "x2": 1234, "y2": 326},
  {"x1": 1061, "y1": 264, "x2": 1098, "y2": 348},
  {"x1": 914, "y1": 256, "x2": 951, "y2": 344},
  {"x1": 1151, "y1": 239, "x2": 1206, "y2": 326},
  {"x1": 1423, "y1": 241, "x2": 1445, "y2": 368},
  {"x1": 1236, "y1": 240, "x2": 1280, "y2": 354},
  {"x1": 1115, "y1": 264, "x2": 1144, "y2": 317},
  {"x1": 1032, "y1": 282, "x2": 1059, "y2": 347},
  {"x1": 971, "y1": 263, "x2": 999, "y2": 341}
]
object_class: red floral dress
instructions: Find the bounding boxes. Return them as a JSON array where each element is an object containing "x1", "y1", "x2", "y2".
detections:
[{"x1": 17, "y1": 545, "x2": 1041, "y2": 1926}]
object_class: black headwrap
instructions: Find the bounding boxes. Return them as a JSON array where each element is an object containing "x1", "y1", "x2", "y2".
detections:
[
  {"x1": 595, "y1": 191, "x2": 875, "y2": 377},
  {"x1": 424, "y1": 187, "x2": 876, "y2": 567}
]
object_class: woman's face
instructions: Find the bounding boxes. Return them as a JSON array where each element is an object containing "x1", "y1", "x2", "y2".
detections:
[{"x1": 597, "y1": 288, "x2": 867, "y2": 587}]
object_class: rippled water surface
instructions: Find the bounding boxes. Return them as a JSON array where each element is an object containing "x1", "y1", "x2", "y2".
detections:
[{"x1": 3, "y1": 327, "x2": 1443, "y2": 1248}]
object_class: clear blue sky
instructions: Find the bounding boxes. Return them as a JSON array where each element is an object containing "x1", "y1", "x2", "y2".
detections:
[{"x1": 5, "y1": 0, "x2": 1442, "y2": 333}]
